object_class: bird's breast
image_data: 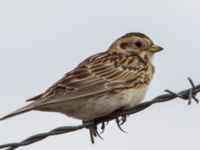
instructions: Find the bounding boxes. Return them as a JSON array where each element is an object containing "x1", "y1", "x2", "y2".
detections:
[{"x1": 119, "y1": 85, "x2": 149, "y2": 108}]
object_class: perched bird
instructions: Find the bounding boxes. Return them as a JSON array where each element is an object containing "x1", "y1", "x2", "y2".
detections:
[{"x1": 0, "y1": 32, "x2": 163, "y2": 121}]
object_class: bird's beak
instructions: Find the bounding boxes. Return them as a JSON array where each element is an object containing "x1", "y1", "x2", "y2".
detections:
[{"x1": 150, "y1": 44, "x2": 163, "y2": 53}]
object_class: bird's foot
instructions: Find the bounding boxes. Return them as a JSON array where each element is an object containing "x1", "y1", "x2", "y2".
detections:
[
  {"x1": 82, "y1": 120, "x2": 104, "y2": 144},
  {"x1": 115, "y1": 109, "x2": 128, "y2": 133}
]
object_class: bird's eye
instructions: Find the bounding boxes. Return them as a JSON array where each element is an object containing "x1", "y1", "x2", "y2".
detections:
[
  {"x1": 135, "y1": 41, "x2": 142, "y2": 47},
  {"x1": 120, "y1": 42, "x2": 127, "y2": 49}
]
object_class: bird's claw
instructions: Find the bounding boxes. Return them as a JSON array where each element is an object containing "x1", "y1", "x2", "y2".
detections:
[
  {"x1": 115, "y1": 117, "x2": 127, "y2": 133},
  {"x1": 83, "y1": 120, "x2": 104, "y2": 144},
  {"x1": 115, "y1": 109, "x2": 128, "y2": 133}
]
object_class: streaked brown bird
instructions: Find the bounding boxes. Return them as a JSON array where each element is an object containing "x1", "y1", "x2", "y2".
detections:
[{"x1": 0, "y1": 32, "x2": 163, "y2": 121}]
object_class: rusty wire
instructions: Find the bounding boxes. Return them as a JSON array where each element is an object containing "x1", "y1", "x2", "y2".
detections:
[{"x1": 0, "y1": 78, "x2": 199, "y2": 150}]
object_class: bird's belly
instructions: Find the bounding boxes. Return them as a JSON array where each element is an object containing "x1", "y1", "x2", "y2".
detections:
[{"x1": 42, "y1": 86, "x2": 148, "y2": 120}]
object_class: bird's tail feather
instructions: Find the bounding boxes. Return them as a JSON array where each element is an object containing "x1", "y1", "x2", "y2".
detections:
[{"x1": 0, "y1": 103, "x2": 34, "y2": 121}]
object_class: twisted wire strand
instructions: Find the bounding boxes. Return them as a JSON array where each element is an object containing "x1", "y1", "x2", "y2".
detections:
[{"x1": 0, "y1": 78, "x2": 199, "y2": 150}]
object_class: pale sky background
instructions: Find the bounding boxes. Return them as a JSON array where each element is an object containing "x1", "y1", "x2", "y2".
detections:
[{"x1": 0, "y1": 0, "x2": 200, "y2": 150}]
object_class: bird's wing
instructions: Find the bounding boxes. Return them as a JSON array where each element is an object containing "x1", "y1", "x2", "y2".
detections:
[
  {"x1": 35, "y1": 52, "x2": 148, "y2": 106},
  {"x1": 0, "y1": 52, "x2": 149, "y2": 121}
]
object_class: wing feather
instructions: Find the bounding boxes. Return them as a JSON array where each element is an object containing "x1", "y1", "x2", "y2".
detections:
[{"x1": 35, "y1": 52, "x2": 149, "y2": 106}]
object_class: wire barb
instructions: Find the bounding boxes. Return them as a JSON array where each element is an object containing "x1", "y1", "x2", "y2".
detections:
[
  {"x1": 187, "y1": 77, "x2": 199, "y2": 104},
  {"x1": 165, "y1": 78, "x2": 199, "y2": 105},
  {"x1": 0, "y1": 78, "x2": 199, "y2": 150}
]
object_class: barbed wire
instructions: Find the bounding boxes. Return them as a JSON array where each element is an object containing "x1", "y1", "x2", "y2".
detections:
[{"x1": 0, "y1": 78, "x2": 199, "y2": 150}]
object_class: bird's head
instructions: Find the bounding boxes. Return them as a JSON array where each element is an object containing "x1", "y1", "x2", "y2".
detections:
[{"x1": 108, "y1": 32, "x2": 163, "y2": 62}]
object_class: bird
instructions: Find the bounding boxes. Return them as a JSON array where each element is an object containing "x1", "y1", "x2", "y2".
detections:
[{"x1": 0, "y1": 32, "x2": 163, "y2": 121}]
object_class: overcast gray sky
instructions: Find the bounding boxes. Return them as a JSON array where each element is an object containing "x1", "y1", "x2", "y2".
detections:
[{"x1": 0, "y1": 0, "x2": 200, "y2": 150}]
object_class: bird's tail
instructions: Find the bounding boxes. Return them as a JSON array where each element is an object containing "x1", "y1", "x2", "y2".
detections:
[{"x1": 0, "y1": 103, "x2": 34, "y2": 121}]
